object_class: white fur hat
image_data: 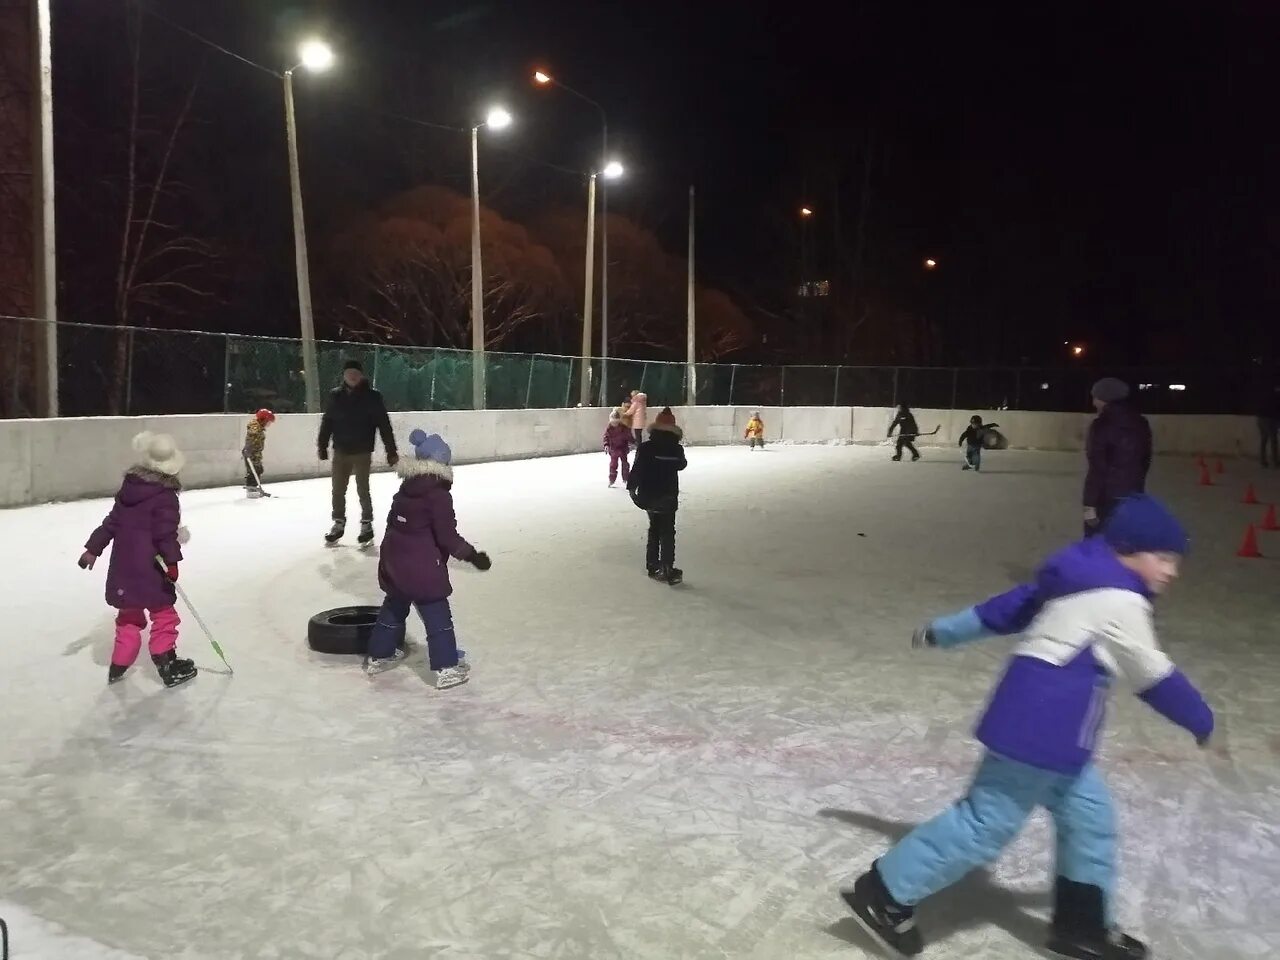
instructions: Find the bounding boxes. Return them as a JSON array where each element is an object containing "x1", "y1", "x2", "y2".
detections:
[{"x1": 132, "y1": 431, "x2": 185, "y2": 476}]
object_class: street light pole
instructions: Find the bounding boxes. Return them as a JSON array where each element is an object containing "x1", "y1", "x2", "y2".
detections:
[
  {"x1": 31, "y1": 0, "x2": 57, "y2": 417},
  {"x1": 470, "y1": 123, "x2": 485, "y2": 410},
  {"x1": 282, "y1": 67, "x2": 321, "y2": 413},
  {"x1": 580, "y1": 172, "x2": 597, "y2": 407},
  {"x1": 686, "y1": 184, "x2": 696, "y2": 406}
]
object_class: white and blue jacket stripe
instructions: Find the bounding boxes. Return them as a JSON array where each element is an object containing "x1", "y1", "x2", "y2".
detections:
[{"x1": 931, "y1": 537, "x2": 1213, "y2": 775}]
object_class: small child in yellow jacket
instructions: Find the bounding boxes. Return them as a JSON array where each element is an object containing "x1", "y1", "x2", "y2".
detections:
[
  {"x1": 745, "y1": 412, "x2": 766, "y2": 450},
  {"x1": 243, "y1": 408, "x2": 275, "y2": 497}
]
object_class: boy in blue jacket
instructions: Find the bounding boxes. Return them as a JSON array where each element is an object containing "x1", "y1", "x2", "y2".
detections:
[{"x1": 842, "y1": 494, "x2": 1213, "y2": 959}]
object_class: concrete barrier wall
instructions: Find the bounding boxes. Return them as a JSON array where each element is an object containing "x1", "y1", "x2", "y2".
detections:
[{"x1": 0, "y1": 406, "x2": 1261, "y2": 507}]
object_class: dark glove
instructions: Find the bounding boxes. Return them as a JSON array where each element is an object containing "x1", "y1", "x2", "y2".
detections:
[
  {"x1": 470, "y1": 551, "x2": 492, "y2": 571},
  {"x1": 318, "y1": 447, "x2": 329, "y2": 461},
  {"x1": 241, "y1": 447, "x2": 250, "y2": 460},
  {"x1": 165, "y1": 563, "x2": 179, "y2": 583},
  {"x1": 78, "y1": 551, "x2": 96, "y2": 570},
  {"x1": 387, "y1": 452, "x2": 400, "y2": 467}
]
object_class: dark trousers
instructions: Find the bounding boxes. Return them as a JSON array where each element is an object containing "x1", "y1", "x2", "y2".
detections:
[
  {"x1": 646, "y1": 510, "x2": 677, "y2": 572},
  {"x1": 244, "y1": 457, "x2": 262, "y2": 488},
  {"x1": 332, "y1": 451, "x2": 373, "y2": 523},
  {"x1": 1260, "y1": 417, "x2": 1279, "y2": 467},
  {"x1": 748, "y1": 436, "x2": 765, "y2": 449},
  {"x1": 367, "y1": 594, "x2": 459, "y2": 670},
  {"x1": 964, "y1": 444, "x2": 982, "y2": 470},
  {"x1": 633, "y1": 428, "x2": 644, "y2": 445},
  {"x1": 895, "y1": 437, "x2": 919, "y2": 460}
]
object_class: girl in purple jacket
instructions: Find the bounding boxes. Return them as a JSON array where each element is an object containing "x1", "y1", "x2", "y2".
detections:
[
  {"x1": 78, "y1": 432, "x2": 197, "y2": 688},
  {"x1": 364, "y1": 429, "x2": 491, "y2": 688},
  {"x1": 603, "y1": 408, "x2": 633, "y2": 487}
]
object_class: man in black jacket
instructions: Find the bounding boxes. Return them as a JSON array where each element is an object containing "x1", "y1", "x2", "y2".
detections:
[
  {"x1": 627, "y1": 407, "x2": 687, "y2": 584},
  {"x1": 318, "y1": 360, "x2": 398, "y2": 545}
]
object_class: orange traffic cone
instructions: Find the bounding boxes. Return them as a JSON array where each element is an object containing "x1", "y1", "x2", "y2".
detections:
[
  {"x1": 1244, "y1": 483, "x2": 1260, "y2": 505},
  {"x1": 1195, "y1": 454, "x2": 1206, "y2": 468},
  {"x1": 1237, "y1": 524, "x2": 1263, "y2": 558},
  {"x1": 1263, "y1": 504, "x2": 1280, "y2": 532},
  {"x1": 1215, "y1": 459, "x2": 1225, "y2": 475},
  {"x1": 1198, "y1": 463, "x2": 1213, "y2": 486}
]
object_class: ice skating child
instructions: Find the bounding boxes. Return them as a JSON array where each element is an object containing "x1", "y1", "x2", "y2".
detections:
[
  {"x1": 627, "y1": 407, "x2": 687, "y2": 584},
  {"x1": 745, "y1": 412, "x2": 766, "y2": 450},
  {"x1": 242, "y1": 407, "x2": 275, "y2": 497},
  {"x1": 364, "y1": 428, "x2": 491, "y2": 688},
  {"x1": 604, "y1": 408, "x2": 633, "y2": 487},
  {"x1": 842, "y1": 494, "x2": 1213, "y2": 959},
  {"x1": 626, "y1": 389, "x2": 649, "y2": 444},
  {"x1": 78, "y1": 432, "x2": 197, "y2": 688},
  {"x1": 957, "y1": 414, "x2": 998, "y2": 471},
  {"x1": 888, "y1": 404, "x2": 921, "y2": 461}
]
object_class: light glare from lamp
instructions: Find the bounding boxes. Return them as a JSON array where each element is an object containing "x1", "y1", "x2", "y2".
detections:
[
  {"x1": 603, "y1": 160, "x2": 625, "y2": 179},
  {"x1": 298, "y1": 40, "x2": 334, "y2": 73},
  {"x1": 485, "y1": 107, "x2": 513, "y2": 130},
  {"x1": 534, "y1": 71, "x2": 552, "y2": 84}
]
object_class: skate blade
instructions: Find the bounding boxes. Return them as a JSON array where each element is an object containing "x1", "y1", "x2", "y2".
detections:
[
  {"x1": 164, "y1": 672, "x2": 197, "y2": 689},
  {"x1": 840, "y1": 893, "x2": 915, "y2": 959}
]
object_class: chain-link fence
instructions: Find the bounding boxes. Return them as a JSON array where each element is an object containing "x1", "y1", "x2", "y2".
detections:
[{"x1": 0, "y1": 316, "x2": 1270, "y2": 418}]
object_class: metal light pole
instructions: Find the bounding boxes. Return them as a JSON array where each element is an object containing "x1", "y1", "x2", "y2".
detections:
[
  {"x1": 32, "y1": 0, "x2": 57, "y2": 417},
  {"x1": 468, "y1": 107, "x2": 512, "y2": 411},
  {"x1": 686, "y1": 185, "x2": 696, "y2": 406},
  {"x1": 534, "y1": 71, "x2": 610, "y2": 404},
  {"x1": 580, "y1": 172, "x2": 597, "y2": 406},
  {"x1": 281, "y1": 40, "x2": 333, "y2": 414}
]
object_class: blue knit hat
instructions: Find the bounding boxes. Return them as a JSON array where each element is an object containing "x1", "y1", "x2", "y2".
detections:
[
  {"x1": 1101, "y1": 494, "x2": 1188, "y2": 555},
  {"x1": 407, "y1": 428, "x2": 452, "y2": 465}
]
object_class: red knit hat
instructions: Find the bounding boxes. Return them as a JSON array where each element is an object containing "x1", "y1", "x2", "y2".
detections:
[
  {"x1": 654, "y1": 407, "x2": 677, "y2": 427},
  {"x1": 255, "y1": 408, "x2": 276, "y2": 423}
]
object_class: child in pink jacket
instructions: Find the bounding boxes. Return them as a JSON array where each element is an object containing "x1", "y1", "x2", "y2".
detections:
[{"x1": 604, "y1": 408, "x2": 633, "y2": 487}]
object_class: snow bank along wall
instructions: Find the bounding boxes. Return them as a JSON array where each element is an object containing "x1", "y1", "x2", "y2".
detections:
[{"x1": 0, "y1": 406, "x2": 1261, "y2": 507}]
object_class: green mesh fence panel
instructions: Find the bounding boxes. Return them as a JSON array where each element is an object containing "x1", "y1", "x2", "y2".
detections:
[
  {"x1": 897, "y1": 367, "x2": 956, "y2": 409},
  {"x1": 427, "y1": 349, "x2": 475, "y2": 411},
  {"x1": 527, "y1": 355, "x2": 575, "y2": 409},
  {"x1": 484, "y1": 353, "x2": 533, "y2": 410},
  {"x1": 731, "y1": 365, "x2": 783, "y2": 406},
  {"x1": 692, "y1": 363, "x2": 732, "y2": 405},
  {"x1": 641, "y1": 361, "x2": 686, "y2": 407},
  {"x1": 781, "y1": 366, "x2": 837, "y2": 406},
  {"x1": 835, "y1": 367, "x2": 897, "y2": 407},
  {"x1": 371, "y1": 346, "x2": 436, "y2": 411},
  {"x1": 225, "y1": 336, "x2": 305, "y2": 414}
]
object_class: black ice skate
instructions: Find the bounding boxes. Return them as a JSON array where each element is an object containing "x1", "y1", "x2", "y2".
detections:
[
  {"x1": 357, "y1": 521, "x2": 375, "y2": 546},
  {"x1": 663, "y1": 566, "x2": 684, "y2": 586},
  {"x1": 648, "y1": 568, "x2": 666, "y2": 582},
  {"x1": 153, "y1": 650, "x2": 197, "y2": 688},
  {"x1": 324, "y1": 521, "x2": 345, "y2": 544},
  {"x1": 107, "y1": 663, "x2": 129, "y2": 684},
  {"x1": 1046, "y1": 878, "x2": 1147, "y2": 960},
  {"x1": 841, "y1": 865, "x2": 923, "y2": 957}
]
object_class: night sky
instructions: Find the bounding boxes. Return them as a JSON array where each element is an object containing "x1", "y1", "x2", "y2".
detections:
[{"x1": 51, "y1": 0, "x2": 1280, "y2": 368}]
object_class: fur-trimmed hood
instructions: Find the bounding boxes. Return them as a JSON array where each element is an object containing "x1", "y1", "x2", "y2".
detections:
[
  {"x1": 125, "y1": 466, "x2": 182, "y2": 491},
  {"x1": 396, "y1": 456, "x2": 454, "y2": 485},
  {"x1": 649, "y1": 421, "x2": 683, "y2": 440}
]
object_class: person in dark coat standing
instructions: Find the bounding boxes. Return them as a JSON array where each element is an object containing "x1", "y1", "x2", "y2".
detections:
[
  {"x1": 1257, "y1": 381, "x2": 1280, "y2": 468},
  {"x1": 317, "y1": 360, "x2": 398, "y2": 546},
  {"x1": 628, "y1": 407, "x2": 688, "y2": 583},
  {"x1": 888, "y1": 404, "x2": 922, "y2": 462},
  {"x1": 364, "y1": 429, "x2": 491, "y2": 688},
  {"x1": 1083, "y1": 377, "x2": 1152, "y2": 534},
  {"x1": 78, "y1": 431, "x2": 197, "y2": 688}
]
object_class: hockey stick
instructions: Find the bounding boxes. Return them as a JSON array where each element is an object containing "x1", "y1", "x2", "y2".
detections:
[
  {"x1": 244, "y1": 455, "x2": 272, "y2": 497},
  {"x1": 154, "y1": 556, "x2": 233, "y2": 674},
  {"x1": 880, "y1": 425, "x2": 942, "y2": 445}
]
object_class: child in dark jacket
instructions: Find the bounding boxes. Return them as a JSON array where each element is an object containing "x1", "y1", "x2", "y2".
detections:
[
  {"x1": 627, "y1": 407, "x2": 687, "y2": 583},
  {"x1": 842, "y1": 495, "x2": 1213, "y2": 960},
  {"x1": 242, "y1": 408, "x2": 275, "y2": 496},
  {"x1": 603, "y1": 408, "x2": 633, "y2": 487},
  {"x1": 957, "y1": 414, "x2": 999, "y2": 471},
  {"x1": 365, "y1": 429, "x2": 491, "y2": 688},
  {"x1": 888, "y1": 404, "x2": 921, "y2": 461},
  {"x1": 78, "y1": 432, "x2": 196, "y2": 688}
]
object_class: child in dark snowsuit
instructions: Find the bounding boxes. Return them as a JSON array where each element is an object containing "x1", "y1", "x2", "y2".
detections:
[
  {"x1": 603, "y1": 408, "x2": 633, "y2": 487},
  {"x1": 958, "y1": 414, "x2": 999, "y2": 471},
  {"x1": 79, "y1": 431, "x2": 197, "y2": 688},
  {"x1": 627, "y1": 407, "x2": 687, "y2": 584},
  {"x1": 364, "y1": 429, "x2": 491, "y2": 689},
  {"x1": 842, "y1": 495, "x2": 1213, "y2": 960},
  {"x1": 888, "y1": 404, "x2": 921, "y2": 461},
  {"x1": 242, "y1": 408, "x2": 275, "y2": 496}
]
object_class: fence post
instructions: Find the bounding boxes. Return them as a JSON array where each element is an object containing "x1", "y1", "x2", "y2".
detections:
[
  {"x1": 428, "y1": 351, "x2": 438, "y2": 410},
  {"x1": 728, "y1": 364, "x2": 737, "y2": 406},
  {"x1": 1013, "y1": 369, "x2": 1021, "y2": 410},
  {"x1": 124, "y1": 328, "x2": 135, "y2": 415},
  {"x1": 780, "y1": 366, "x2": 786, "y2": 406},
  {"x1": 524, "y1": 357, "x2": 536, "y2": 409},
  {"x1": 891, "y1": 366, "x2": 899, "y2": 408},
  {"x1": 832, "y1": 366, "x2": 840, "y2": 406},
  {"x1": 222, "y1": 335, "x2": 231, "y2": 413},
  {"x1": 372, "y1": 345, "x2": 381, "y2": 387},
  {"x1": 950, "y1": 367, "x2": 958, "y2": 411}
]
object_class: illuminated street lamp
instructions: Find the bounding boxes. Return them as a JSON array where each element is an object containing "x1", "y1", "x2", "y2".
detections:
[
  {"x1": 924, "y1": 257, "x2": 938, "y2": 270},
  {"x1": 577, "y1": 159, "x2": 626, "y2": 405},
  {"x1": 469, "y1": 106, "x2": 514, "y2": 410},
  {"x1": 283, "y1": 39, "x2": 335, "y2": 412},
  {"x1": 800, "y1": 206, "x2": 814, "y2": 217}
]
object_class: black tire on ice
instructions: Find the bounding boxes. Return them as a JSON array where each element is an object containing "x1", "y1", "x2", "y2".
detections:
[{"x1": 307, "y1": 606, "x2": 404, "y2": 655}]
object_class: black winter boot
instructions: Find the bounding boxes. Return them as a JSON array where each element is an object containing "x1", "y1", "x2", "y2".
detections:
[
  {"x1": 324, "y1": 521, "x2": 345, "y2": 544},
  {"x1": 1047, "y1": 878, "x2": 1147, "y2": 959},
  {"x1": 108, "y1": 663, "x2": 129, "y2": 684},
  {"x1": 357, "y1": 521, "x2": 375, "y2": 546},
  {"x1": 153, "y1": 650, "x2": 198, "y2": 688},
  {"x1": 840, "y1": 863, "x2": 924, "y2": 956}
]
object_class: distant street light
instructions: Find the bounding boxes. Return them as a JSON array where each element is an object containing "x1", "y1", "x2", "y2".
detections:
[
  {"x1": 469, "y1": 106, "x2": 514, "y2": 410},
  {"x1": 800, "y1": 206, "x2": 814, "y2": 217},
  {"x1": 602, "y1": 160, "x2": 625, "y2": 180},
  {"x1": 1071, "y1": 343, "x2": 1086, "y2": 358},
  {"x1": 283, "y1": 38, "x2": 335, "y2": 413},
  {"x1": 924, "y1": 257, "x2": 938, "y2": 270},
  {"x1": 534, "y1": 67, "x2": 613, "y2": 404}
]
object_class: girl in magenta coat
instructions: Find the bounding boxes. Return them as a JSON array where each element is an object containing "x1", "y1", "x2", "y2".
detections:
[
  {"x1": 603, "y1": 408, "x2": 633, "y2": 486},
  {"x1": 79, "y1": 432, "x2": 196, "y2": 687}
]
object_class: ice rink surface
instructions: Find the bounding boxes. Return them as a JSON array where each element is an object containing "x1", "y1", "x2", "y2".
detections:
[{"x1": 1, "y1": 443, "x2": 1278, "y2": 959}]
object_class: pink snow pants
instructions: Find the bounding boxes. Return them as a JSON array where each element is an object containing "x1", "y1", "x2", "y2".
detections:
[
  {"x1": 609, "y1": 451, "x2": 631, "y2": 485},
  {"x1": 112, "y1": 607, "x2": 180, "y2": 667}
]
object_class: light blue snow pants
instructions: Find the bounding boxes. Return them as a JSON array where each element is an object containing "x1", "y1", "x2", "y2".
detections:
[{"x1": 878, "y1": 752, "x2": 1115, "y2": 921}]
